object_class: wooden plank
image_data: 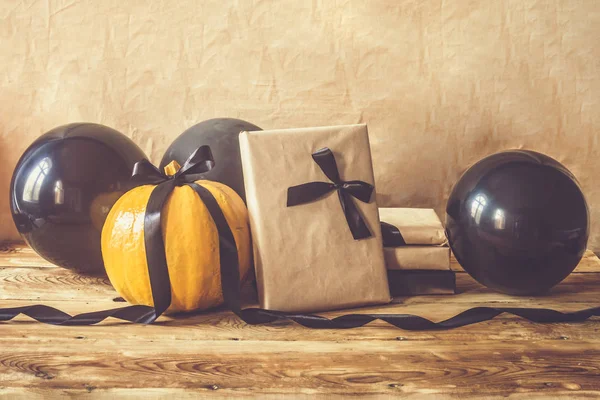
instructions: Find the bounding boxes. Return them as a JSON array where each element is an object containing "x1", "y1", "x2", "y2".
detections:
[
  {"x1": 2, "y1": 243, "x2": 600, "y2": 273},
  {"x1": 2, "y1": 388, "x2": 595, "y2": 400},
  {"x1": 0, "y1": 267, "x2": 117, "y2": 301},
  {"x1": 1, "y1": 272, "x2": 599, "y2": 343},
  {"x1": 1, "y1": 243, "x2": 599, "y2": 397},
  {"x1": 2, "y1": 261, "x2": 599, "y2": 306},
  {"x1": 0, "y1": 255, "x2": 598, "y2": 343},
  {"x1": 451, "y1": 249, "x2": 600, "y2": 273},
  {"x1": 0, "y1": 266, "x2": 257, "y2": 302},
  {"x1": 0, "y1": 339, "x2": 598, "y2": 397},
  {"x1": 0, "y1": 243, "x2": 56, "y2": 268}
]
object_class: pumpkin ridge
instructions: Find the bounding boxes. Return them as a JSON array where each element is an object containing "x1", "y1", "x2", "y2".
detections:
[
  {"x1": 101, "y1": 196, "x2": 129, "y2": 299},
  {"x1": 102, "y1": 185, "x2": 155, "y2": 307},
  {"x1": 199, "y1": 180, "x2": 248, "y2": 231},
  {"x1": 207, "y1": 180, "x2": 252, "y2": 283},
  {"x1": 195, "y1": 180, "x2": 251, "y2": 283},
  {"x1": 136, "y1": 189, "x2": 156, "y2": 308},
  {"x1": 197, "y1": 181, "x2": 245, "y2": 239},
  {"x1": 124, "y1": 187, "x2": 154, "y2": 308},
  {"x1": 162, "y1": 184, "x2": 221, "y2": 312}
]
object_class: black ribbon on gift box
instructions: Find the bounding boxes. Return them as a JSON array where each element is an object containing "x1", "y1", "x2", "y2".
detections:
[
  {"x1": 287, "y1": 147, "x2": 374, "y2": 240},
  {"x1": 1, "y1": 146, "x2": 600, "y2": 329}
]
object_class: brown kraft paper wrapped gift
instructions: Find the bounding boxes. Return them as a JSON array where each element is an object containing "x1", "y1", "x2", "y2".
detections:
[
  {"x1": 379, "y1": 207, "x2": 446, "y2": 245},
  {"x1": 383, "y1": 246, "x2": 450, "y2": 271},
  {"x1": 239, "y1": 124, "x2": 391, "y2": 313},
  {"x1": 380, "y1": 207, "x2": 451, "y2": 271}
]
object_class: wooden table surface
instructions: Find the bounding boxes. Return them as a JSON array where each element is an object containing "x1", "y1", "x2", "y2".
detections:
[{"x1": 1, "y1": 244, "x2": 600, "y2": 399}]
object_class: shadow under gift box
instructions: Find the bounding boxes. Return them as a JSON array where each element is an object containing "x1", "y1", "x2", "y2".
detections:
[
  {"x1": 239, "y1": 124, "x2": 391, "y2": 313},
  {"x1": 387, "y1": 270, "x2": 456, "y2": 296}
]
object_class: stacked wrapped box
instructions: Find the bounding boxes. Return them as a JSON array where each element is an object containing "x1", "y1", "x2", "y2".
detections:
[{"x1": 379, "y1": 208, "x2": 456, "y2": 295}]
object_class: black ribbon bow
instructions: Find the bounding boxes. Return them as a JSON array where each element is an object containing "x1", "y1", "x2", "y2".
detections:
[
  {"x1": 286, "y1": 147, "x2": 374, "y2": 240},
  {"x1": 1, "y1": 146, "x2": 600, "y2": 331},
  {"x1": 132, "y1": 145, "x2": 215, "y2": 185}
]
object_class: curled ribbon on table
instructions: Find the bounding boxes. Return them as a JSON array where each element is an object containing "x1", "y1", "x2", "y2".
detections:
[
  {"x1": 1, "y1": 146, "x2": 600, "y2": 329},
  {"x1": 286, "y1": 147, "x2": 374, "y2": 240}
]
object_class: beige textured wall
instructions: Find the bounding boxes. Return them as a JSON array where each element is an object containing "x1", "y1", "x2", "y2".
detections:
[{"x1": 1, "y1": 0, "x2": 599, "y2": 249}]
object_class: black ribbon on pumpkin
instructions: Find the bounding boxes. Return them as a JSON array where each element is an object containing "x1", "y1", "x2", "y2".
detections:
[
  {"x1": 1, "y1": 146, "x2": 600, "y2": 329},
  {"x1": 287, "y1": 147, "x2": 374, "y2": 240}
]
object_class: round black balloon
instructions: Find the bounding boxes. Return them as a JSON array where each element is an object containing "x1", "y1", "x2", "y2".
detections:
[
  {"x1": 160, "y1": 118, "x2": 262, "y2": 202},
  {"x1": 10, "y1": 123, "x2": 147, "y2": 275},
  {"x1": 445, "y1": 150, "x2": 589, "y2": 295}
]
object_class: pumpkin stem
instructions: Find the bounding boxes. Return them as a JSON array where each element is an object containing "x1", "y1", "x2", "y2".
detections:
[{"x1": 164, "y1": 160, "x2": 182, "y2": 177}]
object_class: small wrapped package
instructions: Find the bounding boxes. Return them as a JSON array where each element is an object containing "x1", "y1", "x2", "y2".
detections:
[
  {"x1": 239, "y1": 124, "x2": 391, "y2": 312},
  {"x1": 379, "y1": 208, "x2": 446, "y2": 245},
  {"x1": 380, "y1": 208, "x2": 450, "y2": 271}
]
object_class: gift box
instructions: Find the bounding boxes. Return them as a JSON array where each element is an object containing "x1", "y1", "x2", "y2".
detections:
[
  {"x1": 380, "y1": 207, "x2": 455, "y2": 295},
  {"x1": 239, "y1": 124, "x2": 391, "y2": 312},
  {"x1": 380, "y1": 207, "x2": 450, "y2": 271},
  {"x1": 379, "y1": 207, "x2": 446, "y2": 245}
]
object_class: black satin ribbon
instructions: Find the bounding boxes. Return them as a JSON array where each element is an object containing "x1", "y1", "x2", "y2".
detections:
[
  {"x1": 1, "y1": 146, "x2": 600, "y2": 330},
  {"x1": 286, "y1": 147, "x2": 374, "y2": 240},
  {"x1": 380, "y1": 221, "x2": 408, "y2": 247}
]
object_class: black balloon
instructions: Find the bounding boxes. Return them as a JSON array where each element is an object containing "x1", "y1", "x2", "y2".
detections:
[
  {"x1": 10, "y1": 123, "x2": 147, "y2": 275},
  {"x1": 160, "y1": 118, "x2": 261, "y2": 202},
  {"x1": 446, "y1": 150, "x2": 589, "y2": 295}
]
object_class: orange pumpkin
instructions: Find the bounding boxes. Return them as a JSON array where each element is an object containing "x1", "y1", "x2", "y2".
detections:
[{"x1": 101, "y1": 161, "x2": 251, "y2": 313}]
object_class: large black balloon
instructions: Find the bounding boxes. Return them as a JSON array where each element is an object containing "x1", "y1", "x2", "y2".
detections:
[
  {"x1": 10, "y1": 123, "x2": 147, "y2": 275},
  {"x1": 446, "y1": 150, "x2": 589, "y2": 295},
  {"x1": 160, "y1": 118, "x2": 261, "y2": 202}
]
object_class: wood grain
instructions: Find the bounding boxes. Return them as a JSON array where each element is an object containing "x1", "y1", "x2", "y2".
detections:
[
  {"x1": 3, "y1": 243, "x2": 599, "y2": 272},
  {"x1": 0, "y1": 339, "x2": 598, "y2": 397},
  {"x1": 0, "y1": 267, "x2": 115, "y2": 301},
  {"x1": 0, "y1": 243, "x2": 600, "y2": 398},
  {"x1": 2, "y1": 264, "x2": 599, "y2": 305},
  {"x1": 0, "y1": 243, "x2": 56, "y2": 268}
]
